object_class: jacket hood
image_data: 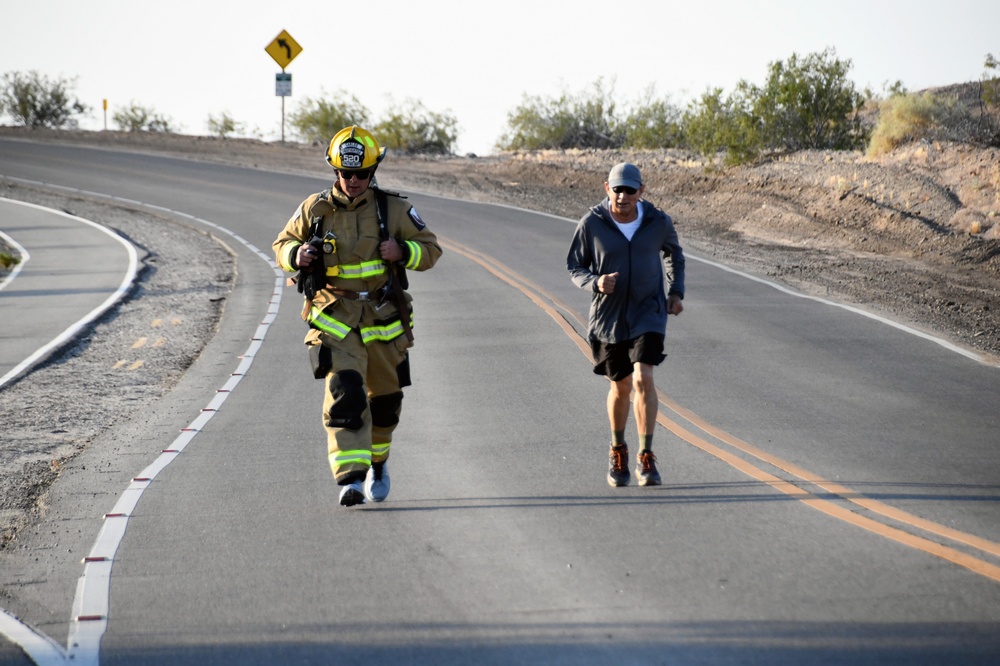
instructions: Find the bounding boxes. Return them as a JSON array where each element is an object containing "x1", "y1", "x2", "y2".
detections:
[{"x1": 591, "y1": 198, "x2": 647, "y2": 226}]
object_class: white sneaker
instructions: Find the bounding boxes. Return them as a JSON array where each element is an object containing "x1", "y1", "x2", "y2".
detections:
[
  {"x1": 339, "y1": 481, "x2": 365, "y2": 507},
  {"x1": 364, "y1": 462, "x2": 390, "y2": 503}
]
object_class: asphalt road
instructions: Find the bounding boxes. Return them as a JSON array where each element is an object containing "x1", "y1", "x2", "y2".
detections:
[
  {"x1": 0, "y1": 198, "x2": 137, "y2": 389},
  {"x1": 1, "y1": 140, "x2": 999, "y2": 665}
]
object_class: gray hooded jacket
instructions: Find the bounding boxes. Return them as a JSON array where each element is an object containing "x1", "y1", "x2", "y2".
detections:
[{"x1": 567, "y1": 199, "x2": 685, "y2": 344}]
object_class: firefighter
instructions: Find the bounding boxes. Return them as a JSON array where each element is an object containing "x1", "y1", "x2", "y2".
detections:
[{"x1": 273, "y1": 126, "x2": 442, "y2": 507}]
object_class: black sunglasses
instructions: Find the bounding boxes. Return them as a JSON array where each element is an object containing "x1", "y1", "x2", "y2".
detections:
[
  {"x1": 612, "y1": 186, "x2": 638, "y2": 195},
  {"x1": 339, "y1": 168, "x2": 372, "y2": 181}
]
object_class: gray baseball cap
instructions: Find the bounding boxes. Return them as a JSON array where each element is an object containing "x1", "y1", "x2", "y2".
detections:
[{"x1": 608, "y1": 162, "x2": 642, "y2": 189}]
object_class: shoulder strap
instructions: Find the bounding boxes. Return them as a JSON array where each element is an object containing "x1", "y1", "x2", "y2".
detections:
[
  {"x1": 374, "y1": 187, "x2": 390, "y2": 242},
  {"x1": 372, "y1": 187, "x2": 413, "y2": 342}
]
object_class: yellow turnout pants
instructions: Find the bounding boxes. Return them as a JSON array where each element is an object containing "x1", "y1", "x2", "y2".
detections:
[{"x1": 319, "y1": 329, "x2": 409, "y2": 485}]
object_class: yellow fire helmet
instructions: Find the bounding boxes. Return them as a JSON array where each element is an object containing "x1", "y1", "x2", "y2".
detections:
[{"x1": 325, "y1": 125, "x2": 386, "y2": 171}]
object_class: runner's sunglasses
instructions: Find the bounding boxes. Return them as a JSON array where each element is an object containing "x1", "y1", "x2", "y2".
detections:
[{"x1": 612, "y1": 186, "x2": 638, "y2": 195}]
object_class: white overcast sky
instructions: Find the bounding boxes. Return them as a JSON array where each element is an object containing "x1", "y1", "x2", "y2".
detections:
[{"x1": 2, "y1": 0, "x2": 997, "y2": 156}]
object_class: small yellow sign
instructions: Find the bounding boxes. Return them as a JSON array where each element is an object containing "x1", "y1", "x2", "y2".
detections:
[{"x1": 265, "y1": 30, "x2": 302, "y2": 69}]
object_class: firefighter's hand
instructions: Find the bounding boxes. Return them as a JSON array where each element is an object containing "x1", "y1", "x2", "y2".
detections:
[
  {"x1": 597, "y1": 272, "x2": 619, "y2": 294},
  {"x1": 668, "y1": 294, "x2": 684, "y2": 316},
  {"x1": 379, "y1": 238, "x2": 403, "y2": 262},
  {"x1": 297, "y1": 244, "x2": 318, "y2": 268}
]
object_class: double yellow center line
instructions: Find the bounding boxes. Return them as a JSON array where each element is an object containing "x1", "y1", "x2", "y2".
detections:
[{"x1": 441, "y1": 236, "x2": 1000, "y2": 583}]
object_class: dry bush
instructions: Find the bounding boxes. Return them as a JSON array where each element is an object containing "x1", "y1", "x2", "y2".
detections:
[
  {"x1": 867, "y1": 93, "x2": 946, "y2": 156},
  {"x1": 948, "y1": 208, "x2": 992, "y2": 235},
  {"x1": 0, "y1": 251, "x2": 19, "y2": 269},
  {"x1": 867, "y1": 83, "x2": 1000, "y2": 157},
  {"x1": 826, "y1": 175, "x2": 852, "y2": 192}
]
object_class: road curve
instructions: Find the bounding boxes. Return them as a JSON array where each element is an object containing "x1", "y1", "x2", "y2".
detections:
[
  {"x1": 1, "y1": 140, "x2": 998, "y2": 666},
  {"x1": 0, "y1": 198, "x2": 138, "y2": 389}
]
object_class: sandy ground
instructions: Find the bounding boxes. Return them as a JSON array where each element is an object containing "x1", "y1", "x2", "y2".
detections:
[{"x1": 0, "y1": 126, "x2": 998, "y2": 555}]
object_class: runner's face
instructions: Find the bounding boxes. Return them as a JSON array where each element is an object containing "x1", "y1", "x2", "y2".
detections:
[{"x1": 605, "y1": 182, "x2": 643, "y2": 218}]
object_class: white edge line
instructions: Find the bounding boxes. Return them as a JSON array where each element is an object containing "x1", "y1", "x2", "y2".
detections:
[
  {"x1": 0, "y1": 198, "x2": 140, "y2": 390},
  {"x1": 0, "y1": 176, "x2": 282, "y2": 665},
  {"x1": 685, "y1": 253, "x2": 987, "y2": 364},
  {"x1": 0, "y1": 608, "x2": 66, "y2": 665}
]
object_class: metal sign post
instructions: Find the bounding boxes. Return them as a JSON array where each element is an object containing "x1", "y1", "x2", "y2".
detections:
[
  {"x1": 265, "y1": 30, "x2": 303, "y2": 143},
  {"x1": 276, "y1": 72, "x2": 292, "y2": 141}
]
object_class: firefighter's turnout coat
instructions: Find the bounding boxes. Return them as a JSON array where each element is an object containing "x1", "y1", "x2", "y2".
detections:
[{"x1": 273, "y1": 185, "x2": 442, "y2": 484}]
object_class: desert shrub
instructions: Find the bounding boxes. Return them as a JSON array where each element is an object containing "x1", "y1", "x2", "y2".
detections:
[
  {"x1": 677, "y1": 48, "x2": 866, "y2": 165},
  {"x1": 866, "y1": 92, "x2": 960, "y2": 156},
  {"x1": 749, "y1": 47, "x2": 867, "y2": 152},
  {"x1": 289, "y1": 90, "x2": 370, "y2": 144},
  {"x1": 622, "y1": 87, "x2": 683, "y2": 149},
  {"x1": 978, "y1": 51, "x2": 1000, "y2": 144},
  {"x1": 288, "y1": 91, "x2": 457, "y2": 154},
  {"x1": 112, "y1": 102, "x2": 173, "y2": 132},
  {"x1": 496, "y1": 80, "x2": 683, "y2": 151},
  {"x1": 681, "y1": 85, "x2": 761, "y2": 166},
  {"x1": 491, "y1": 49, "x2": 890, "y2": 160},
  {"x1": 0, "y1": 70, "x2": 89, "y2": 128},
  {"x1": 372, "y1": 98, "x2": 459, "y2": 155},
  {"x1": 496, "y1": 78, "x2": 624, "y2": 151},
  {"x1": 983, "y1": 51, "x2": 1000, "y2": 108},
  {"x1": 682, "y1": 88, "x2": 734, "y2": 162},
  {"x1": 207, "y1": 111, "x2": 245, "y2": 138}
]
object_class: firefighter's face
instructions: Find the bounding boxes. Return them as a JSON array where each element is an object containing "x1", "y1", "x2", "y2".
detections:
[{"x1": 337, "y1": 169, "x2": 372, "y2": 198}]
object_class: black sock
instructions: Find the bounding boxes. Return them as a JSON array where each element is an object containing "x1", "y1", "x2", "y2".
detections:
[{"x1": 639, "y1": 434, "x2": 653, "y2": 452}]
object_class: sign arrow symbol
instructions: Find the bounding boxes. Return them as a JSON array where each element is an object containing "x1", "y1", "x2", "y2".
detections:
[{"x1": 277, "y1": 39, "x2": 292, "y2": 59}]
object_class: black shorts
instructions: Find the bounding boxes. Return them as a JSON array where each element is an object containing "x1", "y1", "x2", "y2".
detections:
[{"x1": 591, "y1": 332, "x2": 666, "y2": 382}]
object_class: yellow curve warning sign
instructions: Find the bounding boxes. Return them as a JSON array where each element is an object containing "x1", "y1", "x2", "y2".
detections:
[{"x1": 265, "y1": 30, "x2": 302, "y2": 69}]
